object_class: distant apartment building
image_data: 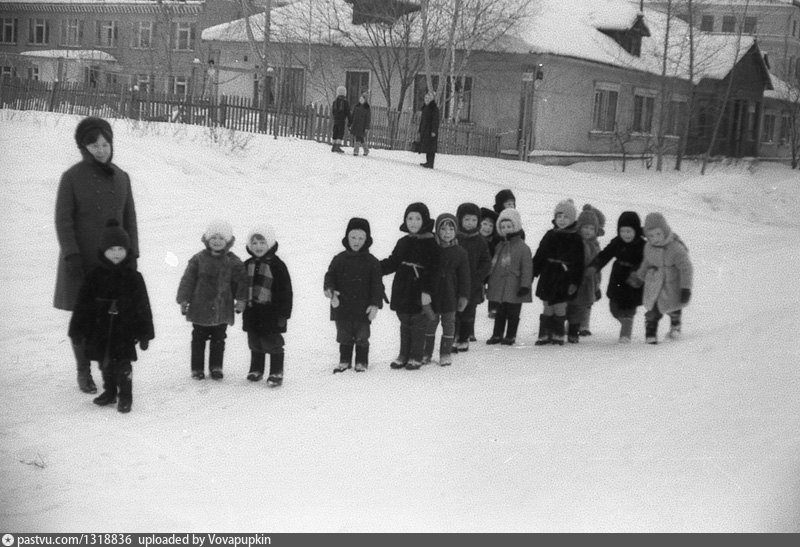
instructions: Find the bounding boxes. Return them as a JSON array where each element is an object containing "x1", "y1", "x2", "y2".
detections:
[
  {"x1": 0, "y1": 0, "x2": 242, "y2": 95},
  {"x1": 646, "y1": 0, "x2": 800, "y2": 84}
]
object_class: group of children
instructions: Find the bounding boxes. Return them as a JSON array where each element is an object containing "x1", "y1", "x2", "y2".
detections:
[{"x1": 69, "y1": 190, "x2": 693, "y2": 413}]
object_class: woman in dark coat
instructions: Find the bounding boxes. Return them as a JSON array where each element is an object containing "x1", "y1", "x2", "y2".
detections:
[
  {"x1": 54, "y1": 116, "x2": 139, "y2": 394},
  {"x1": 418, "y1": 91, "x2": 440, "y2": 169}
]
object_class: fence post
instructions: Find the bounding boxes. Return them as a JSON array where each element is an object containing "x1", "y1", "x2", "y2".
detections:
[
  {"x1": 219, "y1": 95, "x2": 227, "y2": 127},
  {"x1": 47, "y1": 80, "x2": 58, "y2": 112}
]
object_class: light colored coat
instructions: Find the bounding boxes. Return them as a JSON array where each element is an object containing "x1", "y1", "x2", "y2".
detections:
[
  {"x1": 635, "y1": 232, "x2": 693, "y2": 313},
  {"x1": 486, "y1": 234, "x2": 533, "y2": 304}
]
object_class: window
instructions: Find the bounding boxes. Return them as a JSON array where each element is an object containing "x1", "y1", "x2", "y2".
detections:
[
  {"x1": 61, "y1": 19, "x2": 83, "y2": 46},
  {"x1": 762, "y1": 113, "x2": 776, "y2": 142},
  {"x1": 780, "y1": 115, "x2": 792, "y2": 142},
  {"x1": 664, "y1": 100, "x2": 688, "y2": 136},
  {"x1": 28, "y1": 19, "x2": 49, "y2": 45},
  {"x1": 632, "y1": 90, "x2": 656, "y2": 134},
  {"x1": 27, "y1": 66, "x2": 39, "y2": 80},
  {"x1": 1, "y1": 18, "x2": 17, "y2": 44},
  {"x1": 413, "y1": 74, "x2": 474, "y2": 121},
  {"x1": 701, "y1": 15, "x2": 714, "y2": 32},
  {"x1": 744, "y1": 17, "x2": 757, "y2": 34},
  {"x1": 96, "y1": 21, "x2": 118, "y2": 47},
  {"x1": 172, "y1": 22, "x2": 196, "y2": 51},
  {"x1": 1, "y1": 65, "x2": 15, "y2": 77},
  {"x1": 170, "y1": 76, "x2": 189, "y2": 96},
  {"x1": 592, "y1": 84, "x2": 618, "y2": 132},
  {"x1": 133, "y1": 21, "x2": 153, "y2": 49},
  {"x1": 345, "y1": 70, "x2": 370, "y2": 107},
  {"x1": 722, "y1": 16, "x2": 736, "y2": 33}
]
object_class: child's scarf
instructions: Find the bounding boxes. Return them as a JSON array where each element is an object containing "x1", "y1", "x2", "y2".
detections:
[{"x1": 247, "y1": 258, "x2": 273, "y2": 304}]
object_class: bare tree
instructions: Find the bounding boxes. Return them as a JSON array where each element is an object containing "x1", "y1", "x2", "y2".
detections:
[{"x1": 700, "y1": 0, "x2": 750, "y2": 174}]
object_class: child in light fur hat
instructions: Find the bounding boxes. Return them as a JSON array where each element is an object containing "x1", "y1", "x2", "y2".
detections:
[
  {"x1": 242, "y1": 224, "x2": 293, "y2": 386},
  {"x1": 176, "y1": 219, "x2": 247, "y2": 380},
  {"x1": 531, "y1": 199, "x2": 584, "y2": 345},
  {"x1": 628, "y1": 212, "x2": 693, "y2": 344}
]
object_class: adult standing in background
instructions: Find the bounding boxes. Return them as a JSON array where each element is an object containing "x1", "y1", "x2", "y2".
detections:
[
  {"x1": 418, "y1": 91, "x2": 440, "y2": 169},
  {"x1": 54, "y1": 116, "x2": 140, "y2": 394}
]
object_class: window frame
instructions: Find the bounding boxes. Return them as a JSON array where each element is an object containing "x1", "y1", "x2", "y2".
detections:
[
  {"x1": 172, "y1": 21, "x2": 196, "y2": 52},
  {"x1": 591, "y1": 82, "x2": 620, "y2": 133},
  {"x1": 721, "y1": 15, "x2": 736, "y2": 33},
  {"x1": 632, "y1": 88, "x2": 657, "y2": 135},
  {"x1": 96, "y1": 20, "x2": 119, "y2": 48},
  {"x1": 761, "y1": 112, "x2": 776, "y2": 143},
  {"x1": 700, "y1": 14, "x2": 714, "y2": 32},
  {"x1": 61, "y1": 18, "x2": 83, "y2": 47},
  {"x1": 28, "y1": 18, "x2": 49, "y2": 45},
  {"x1": 1, "y1": 18, "x2": 17, "y2": 44},
  {"x1": 132, "y1": 21, "x2": 153, "y2": 49}
]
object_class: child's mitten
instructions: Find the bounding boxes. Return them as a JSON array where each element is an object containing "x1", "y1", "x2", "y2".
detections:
[
  {"x1": 366, "y1": 305, "x2": 379, "y2": 322},
  {"x1": 680, "y1": 288, "x2": 692, "y2": 304}
]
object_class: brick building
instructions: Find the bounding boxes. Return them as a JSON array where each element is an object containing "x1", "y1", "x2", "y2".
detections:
[{"x1": 0, "y1": 0, "x2": 242, "y2": 95}]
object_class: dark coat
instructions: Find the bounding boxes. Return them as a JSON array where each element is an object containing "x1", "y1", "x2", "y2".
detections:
[
  {"x1": 457, "y1": 231, "x2": 492, "y2": 305},
  {"x1": 592, "y1": 235, "x2": 645, "y2": 310},
  {"x1": 324, "y1": 246, "x2": 384, "y2": 323},
  {"x1": 430, "y1": 243, "x2": 470, "y2": 314},
  {"x1": 69, "y1": 256, "x2": 153, "y2": 363},
  {"x1": 418, "y1": 100, "x2": 440, "y2": 154},
  {"x1": 350, "y1": 102, "x2": 371, "y2": 138},
  {"x1": 569, "y1": 238, "x2": 602, "y2": 308},
  {"x1": 532, "y1": 223, "x2": 585, "y2": 305},
  {"x1": 242, "y1": 247, "x2": 293, "y2": 334},
  {"x1": 332, "y1": 96, "x2": 352, "y2": 126},
  {"x1": 54, "y1": 154, "x2": 139, "y2": 311},
  {"x1": 381, "y1": 233, "x2": 439, "y2": 314},
  {"x1": 176, "y1": 243, "x2": 247, "y2": 327}
]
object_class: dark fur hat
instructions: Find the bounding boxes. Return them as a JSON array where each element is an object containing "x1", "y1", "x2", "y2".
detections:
[
  {"x1": 582, "y1": 204, "x2": 606, "y2": 236},
  {"x1": 343, "y1": 217, "x2": 373, "y2": 250},
  {"x1": 400, "y1": 202, "x2": 434, "y2": 233},
  {"x1": 617, "y1": 211, "x2": 643, "y2": 238},
  {"x1": 456, "y1": 202, "x2": 481, "y2": 223},
  {"x1": 75, "y1": 116, "x2": 113, "y2": 148},
  {"x1": 100, "y1": 219, "x2": 130, "y2": 251},
  {"x1": 493, "y1": 189, "x2": 516, "y2": 213},
  {"x1": 480, "y1": 207, "x2": 498, "y2": 224}
]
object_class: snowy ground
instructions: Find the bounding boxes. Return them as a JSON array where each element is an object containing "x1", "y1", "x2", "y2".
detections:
[{"x1": 1, "y1": 109, "x2": 799, "y2": 532}]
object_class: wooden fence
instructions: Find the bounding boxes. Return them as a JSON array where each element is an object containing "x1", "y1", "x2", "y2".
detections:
[{"x1": 0, "y1": 77, "x2": 503, "y2": 158}]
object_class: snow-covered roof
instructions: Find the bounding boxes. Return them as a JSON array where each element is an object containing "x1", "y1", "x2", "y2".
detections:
[
  {"x1": 765, "y1": 71, "x2": 800, "y2": 100},
  {"x1": 202, "y1": 0, "x2": 763, "y2": 84},
  {"x1": 19, "y1": 49, "x2": 117, "y2": 62}
]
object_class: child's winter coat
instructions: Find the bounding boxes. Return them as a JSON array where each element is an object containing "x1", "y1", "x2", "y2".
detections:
[
  {"x1": 69, "y1": 255, "x2": 154, "y2": 363},
  {"x1": 176, "y1": 238, "x2": 247, "y2": 326},
  {"x1": 532, "y1": 216, "x2": 584, "y2": 305},
  {"x1": 350, "y1": 101, "x2": 371, "y2": 138},
  {"x1": 569, "y1": 209, "x2": 602, "y2": 309},
  {"x1": 381, "y1": 203, "x2": 439, "y2": 314},
  {"x1": 592, "y1": 211, "x2": 645, "y2": 309},
  {"x1": 243, "y1": 242, "x2": 293, "y2": 335},
  {"x1": 635, "y1": 213, "x2": 693, "y2": 313},
  {"x1": 430, "y1": 213, "x2": 471, "y2": 314},
  {"x1": 486, "y1": 209, "x2": 533, "y2": 304},
  {"x1": 324, "y1": 219, "x2": 383, "y2": 322},
  {"x1": 457, "y1": 204, "x2": 492, "y2": 307}
]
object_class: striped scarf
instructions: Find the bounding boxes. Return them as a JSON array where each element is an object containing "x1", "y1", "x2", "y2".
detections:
[{"x1": 247, "y1": 259, "x2": 273, "y2": 304}]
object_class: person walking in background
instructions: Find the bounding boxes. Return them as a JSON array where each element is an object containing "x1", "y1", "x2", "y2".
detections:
[
  {"x1": 69, "y1": 220, "x2": 153, "y2": 413},
  {"x1": 418, "y1": 91, "x2": 440, "y2": 168},
  {"x1": 331, "y1": 85, "x2": 351, "y2": 154},
  {"x1": 54, "y1": 116, "x2": 139, "y2": 395},
  {"x1": 350, "y1": 92, "x2": 372, "y2": 157}
]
